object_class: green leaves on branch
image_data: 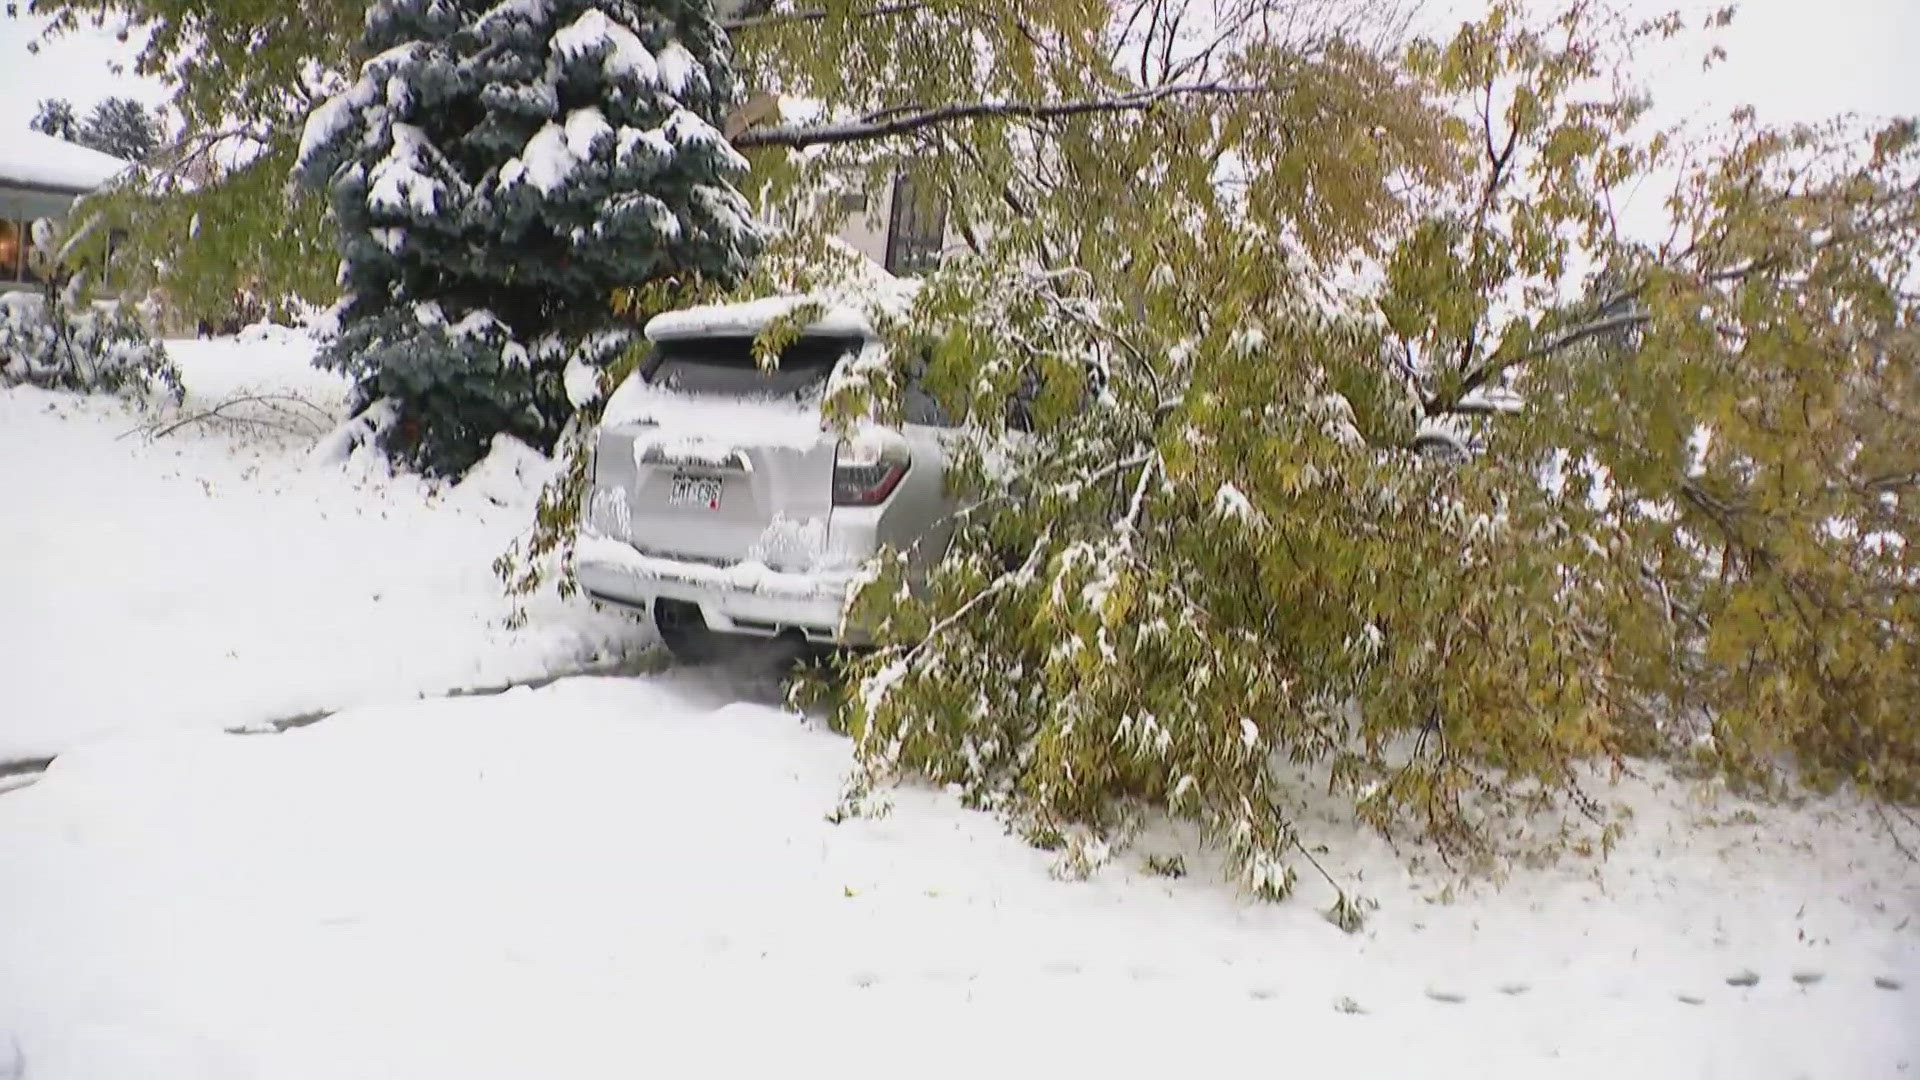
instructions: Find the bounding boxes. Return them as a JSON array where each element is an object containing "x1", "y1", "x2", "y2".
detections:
[{"x1": 804, "y1": 1, "x2": 1920, "y2": 894}]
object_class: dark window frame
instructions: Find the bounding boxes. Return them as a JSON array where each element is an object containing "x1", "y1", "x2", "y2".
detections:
[{"x1": 883, "y1": 171, "x2": 947, "y2": 277}]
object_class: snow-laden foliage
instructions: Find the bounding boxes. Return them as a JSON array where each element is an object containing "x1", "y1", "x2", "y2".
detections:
[
  {"x1": 0, "y1": 222, "x2": 180, "y2": 402},
  {"x1": 757, "y1": 3, "x2": 1920, "y2": 895},
  {"x1": 0, "y1": 292, "x2": 180, "y2": 401},
  {"x1": 296, "y1": 0, "x2": 761, "y2": 476},
  {"x1": 28, "y1": 0, "x2": 358, "y2": 325}
]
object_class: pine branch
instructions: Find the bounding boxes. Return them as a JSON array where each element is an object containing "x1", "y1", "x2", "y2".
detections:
[{"x1": 731, "y1": 83, "x2": 1269, "y2": 150}]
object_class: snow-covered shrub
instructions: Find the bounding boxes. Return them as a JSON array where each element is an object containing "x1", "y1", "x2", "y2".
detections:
[
  {"x1": 0, "y1": 223, "x2": 181, "y2": 402},
  {"x1": 297, "y1": 0, "x2": 761, "y2": 477}
]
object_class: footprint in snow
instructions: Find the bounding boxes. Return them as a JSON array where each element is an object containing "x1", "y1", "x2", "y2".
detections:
[
  {"x1": 1791, "y1": 971, "x2": 1824, "y2": 986},
  {"x1": 1425, "y1": 989, "x2": 1468, "y2": 1004},
  {"x1": 1496, "y1": 982, "x2": 1531, "y2": 996},
  {"x1": 850, "y1": 971, "x2": 879, "y2": 989},
  {"x1": 1676, "y1": 994, "x2": 1706, "y2": 1006},
  {"x1": 1725, "y1": 970, "x2": 1761, "y2": 988},
  {"x1": 1874, "y1": 976, "x2": 1904, "y2": 991},
  {"x1": 1333, "y1": 995, "x2": 1367, "y2": 1015},
  {"x1": 1248, "y1": 986, "x2": 1277, "y2": 1001}
]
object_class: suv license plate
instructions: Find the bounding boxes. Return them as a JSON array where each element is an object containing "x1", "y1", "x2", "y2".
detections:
[{"x1": 669, "y1": 474, "x2": 723, "y2": 510}]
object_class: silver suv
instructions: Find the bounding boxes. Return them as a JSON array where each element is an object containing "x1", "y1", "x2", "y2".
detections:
[{"x1": 575, "y1": 297, "x2": 958, "y2": 661}]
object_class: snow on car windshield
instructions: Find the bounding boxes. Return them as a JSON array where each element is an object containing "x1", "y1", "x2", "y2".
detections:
[{"x1": 599, "y1": 335, "x2": 863, "y2": 454}]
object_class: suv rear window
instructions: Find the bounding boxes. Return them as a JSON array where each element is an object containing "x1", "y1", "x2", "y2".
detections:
[{"x1": 644, "y1": 334, "x2": 859, "y2": 400}]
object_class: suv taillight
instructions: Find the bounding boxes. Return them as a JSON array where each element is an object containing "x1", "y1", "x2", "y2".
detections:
[{"x1": 833, "y1": 436, "x2": 911, "y2": 506}]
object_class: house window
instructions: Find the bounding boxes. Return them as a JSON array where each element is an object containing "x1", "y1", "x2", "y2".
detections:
[
  {"x1": 884, "y1": 172, "x2": 946, "y2": 277},
  {"x1": 18, "y1": 220, "x2": 40, "y2": 283},
  {"x1": 0, "y1": 219, "x2": 20, "y2": 282}
]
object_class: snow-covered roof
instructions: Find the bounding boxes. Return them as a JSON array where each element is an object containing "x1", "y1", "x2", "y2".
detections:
[
  {"x1": 0, "y1": 130, "x2": 132, "y2": 194},
  {"x1": 645, "y1": 295, "x2": 876, "y2": 341}
]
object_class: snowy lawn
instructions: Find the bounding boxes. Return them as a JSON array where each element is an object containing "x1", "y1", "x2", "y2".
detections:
[
  {"x1": 1, "y1": 327, "x2": 1915, "y2": 1078},
  {"x1": 0, "y1": 675, "x2": 1914, "y2": 1078},
  {"x1": 0, "y1": 327, "x2": 639, "y2": 763}
]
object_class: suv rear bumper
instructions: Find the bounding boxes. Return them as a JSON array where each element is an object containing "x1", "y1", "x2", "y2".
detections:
[{"x1": 574, "y1": 535, "x2": 861, "y2": 644}]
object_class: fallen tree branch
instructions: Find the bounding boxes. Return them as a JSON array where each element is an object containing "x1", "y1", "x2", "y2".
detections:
[
  {"x1": 724, "y1": 0, "x2": 1056, "y2": 58},
  {"x1": 879, "y1": 532, "x2": 1052, "y2": 677},
  {"x1": 721, "y1": 2, "x2": 927, "y2": 32},
  {"x1": 732, "y1": 83, "x2": 1270, "y2": 150},
  {"x1": 1426, "y1": 309, "x2": 1650, "y2": 417},
  {"x1": 124, "y1": 392, "x2": 337, "y2": 441}
]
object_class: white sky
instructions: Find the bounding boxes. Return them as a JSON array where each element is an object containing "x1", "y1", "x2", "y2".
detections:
[
  {"x1": 0, "y1": 11, "x2": 167, "y2": 133},
  {"x1": 1588, "y1": 0, "x2": 1915, "y2": 127},
  {"x1": 0, "y1": 1, "x2": 1913, "y2": 143}
]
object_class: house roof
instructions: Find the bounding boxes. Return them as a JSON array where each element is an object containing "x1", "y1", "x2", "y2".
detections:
[{"x1": 0, "y1": 130, "x2": 132, "y2": 195}]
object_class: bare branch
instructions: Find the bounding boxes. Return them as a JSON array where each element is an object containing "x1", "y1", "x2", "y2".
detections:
[
  {"x1": 1880, "y1": 801, "x2": 1920, "y2": 864},
  {"x1": 126, "y1": 393, "x2": 336, "y2": 441},
  {"x1": 731, "y1": 83, "x2": 1270, "y2": 150}
]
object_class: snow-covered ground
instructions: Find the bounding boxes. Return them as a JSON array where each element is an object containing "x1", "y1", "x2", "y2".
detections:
[
  {"x1": 0, "y1": 328, "x2": 639, "y2": 763},
  {"x1": 1, "y1": 676, "x2": 1915, "y2": 1078},
  {"x1": 1, "y1": 329, "x2": 1915, "y2": 1078}
]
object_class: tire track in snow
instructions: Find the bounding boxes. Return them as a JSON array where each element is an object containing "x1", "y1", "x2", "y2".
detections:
[{"x1": 0, "y1": 649, "x2": 672, "y2": 794}]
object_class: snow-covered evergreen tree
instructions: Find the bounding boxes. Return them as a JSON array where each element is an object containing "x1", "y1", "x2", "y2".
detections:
[
  {"x1": 30, "y1": 98, "x2": 81, "y2": 142},
  {"x1": 297, "y1": 0, "x2": 761, "y2": 476},
  {"x1": 81, "y1": 98, "x2": 164, "y2": 163}
]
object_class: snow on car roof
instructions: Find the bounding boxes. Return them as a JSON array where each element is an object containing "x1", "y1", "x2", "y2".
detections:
[
  {"x1": 1, "y1": 130, "x2": 132, "y2": 193},
  {"x1": 644, "y1": 295, "x2": 876, "y2": 342}
]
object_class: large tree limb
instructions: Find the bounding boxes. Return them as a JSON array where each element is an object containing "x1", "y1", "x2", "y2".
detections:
[
  {"x1": 1424, "y1": 245, "x2": 1796, "y2": 418},
  {"x1": 726, "y1": 1, "x2": 1057, "y2": 58},
  {"x1": 730, "y1": 83, "x2": 1268, "y2": 150},
  {"x1": 720, "y1": 3, "x2": 928, "y2": 32},
  {"x1": 1424, "y1": 309, "x2": 1650, "y2": 417}
]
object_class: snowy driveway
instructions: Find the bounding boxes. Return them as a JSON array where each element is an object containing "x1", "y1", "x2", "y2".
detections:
[{"x1": 1, "y1": 674, "x2": 1915, "y2": 1079}]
